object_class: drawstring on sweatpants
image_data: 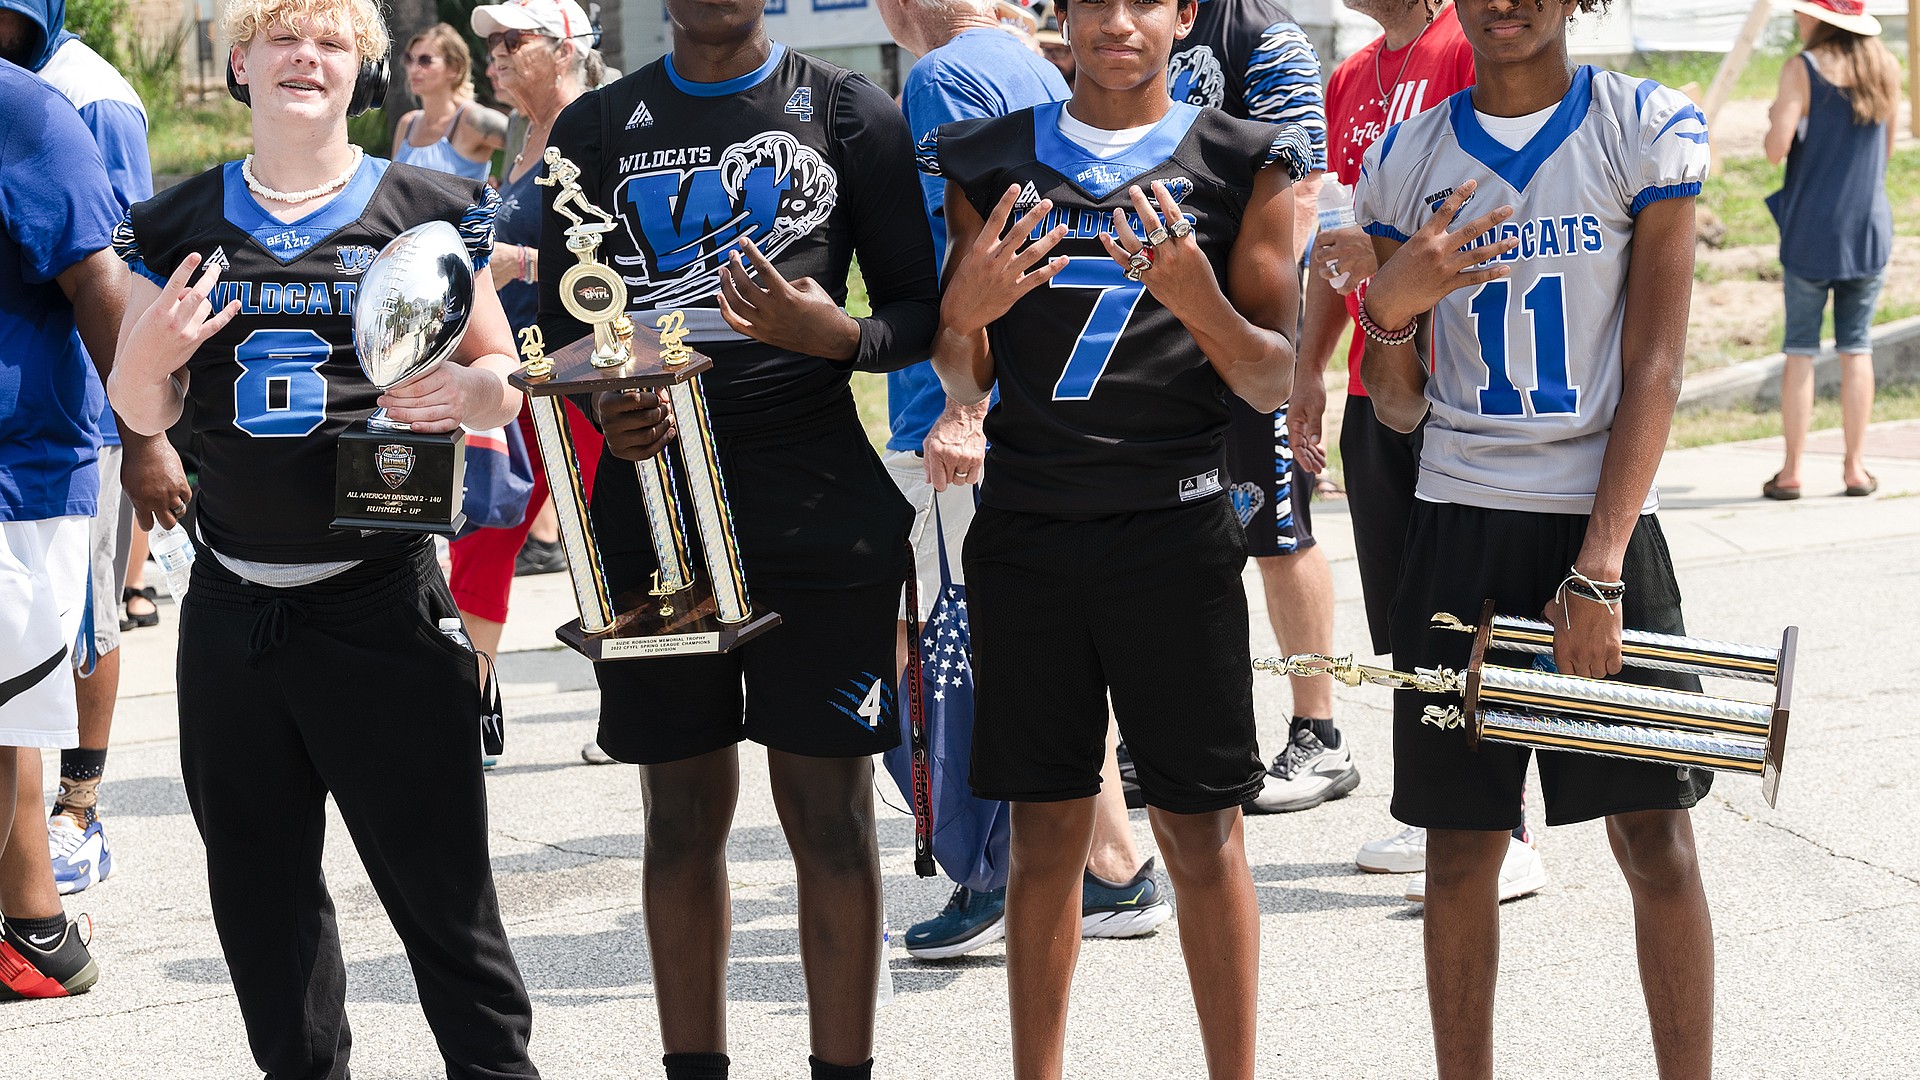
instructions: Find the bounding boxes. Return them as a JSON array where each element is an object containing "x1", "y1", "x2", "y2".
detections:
[{"x1": 246, "y1": 597, "x2": 311, "y2": 668}]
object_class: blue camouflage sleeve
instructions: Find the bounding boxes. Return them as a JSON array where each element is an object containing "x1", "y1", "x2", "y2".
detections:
[{"x1": 1245, "y1": 21, "x2": 1326, "y2": 174}]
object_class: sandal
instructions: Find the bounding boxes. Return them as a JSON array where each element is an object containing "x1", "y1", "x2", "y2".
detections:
[
  {"x1": 1844, "y1": 473, "x2": 1878, "y2": 497},
  {"x1": 121, "y1": 585, "x2": 159, "y2": 631},
  {"x1": 1761, "y1": 474, "x2": 1801, "y2": 502}
]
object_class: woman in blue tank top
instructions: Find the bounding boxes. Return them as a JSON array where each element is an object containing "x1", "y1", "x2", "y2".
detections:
[
  {"x1": 390, "y1": 22, "x2": 505, "y2": 182},
  {"x1": 1760, "y1": 1, "x2": 1900, "y2": 500}
]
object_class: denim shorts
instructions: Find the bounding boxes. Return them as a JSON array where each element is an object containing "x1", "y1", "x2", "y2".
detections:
[{"x1": 1783, "y1": 270, "x2": 1885, "y2": 355}]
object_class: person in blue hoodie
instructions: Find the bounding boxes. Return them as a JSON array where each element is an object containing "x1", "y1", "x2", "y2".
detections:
[{"x1": 0, "y1": 0, "x2": 191, "y2": 901}]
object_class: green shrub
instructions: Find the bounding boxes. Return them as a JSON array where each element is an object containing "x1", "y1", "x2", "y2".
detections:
[{"x1": 64, "y1": 0, "x2": 128, "y2": 67}]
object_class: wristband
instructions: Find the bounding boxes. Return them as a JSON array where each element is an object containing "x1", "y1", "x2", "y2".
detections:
[{"x1": 1356, "y1": 297, "x2": 1418, "y2": 346}]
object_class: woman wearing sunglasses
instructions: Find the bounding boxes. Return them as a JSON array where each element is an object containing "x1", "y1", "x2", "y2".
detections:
[{"x1": 391, "y1": 21, "x2": 507, "y2": 181}]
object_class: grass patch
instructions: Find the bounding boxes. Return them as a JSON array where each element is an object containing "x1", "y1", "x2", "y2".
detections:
[
  {"x1": 148, "y1": 97, "x2": 254, "y2": 180},
  {"x1": 1624, "y1": 48, "x2": 1791, "y2": 102},
  {"x1": 1670, "y1": 382, "x2": 1920, "y2": 449}
]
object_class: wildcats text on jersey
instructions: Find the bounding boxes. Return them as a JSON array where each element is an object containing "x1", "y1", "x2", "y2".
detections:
[
  {"x1": 208, "y1": 279, "x2": 359, "y2": 316},
  {"x1": 614, "y1": 129, "x2": 839, "y2": 313}
]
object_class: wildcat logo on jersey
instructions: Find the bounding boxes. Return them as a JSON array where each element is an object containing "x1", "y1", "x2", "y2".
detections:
[
  {"x1": 1169, "y1": 47, "x2": 1226, "y2": 109},
  {"x1": 784, "y1": 86, "x2": 814, "y2": 122},
  {"x1": 334, "y1": 245, "x2": 378, "y2": 276},
  {"x1": 376, "y1": 443, "x2": 416, "y2": 490},
  {"x1": 615, "y1": 131, "x2": 839, "y2": 311},
  {"x1": 627, "y1": 101, "x2": 655, "y2": 130}
]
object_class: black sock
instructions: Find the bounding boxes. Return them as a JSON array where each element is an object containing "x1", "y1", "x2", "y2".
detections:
[
  {"x1": 58, "y1": 747, "x2": 107, "y2": 782},
  {"x1": 810, "y1": 1056, "x2": 874, "y2": 1080},
  {"x1": 1292, "y1": 716, "x2": 1338, "y2": 747},
  {"x1": 7, "y1": 913, "x2": 67, "y2": 947},
  {"x1": 663, "y1": 1052, "x2": 729, "y2": 1080}
]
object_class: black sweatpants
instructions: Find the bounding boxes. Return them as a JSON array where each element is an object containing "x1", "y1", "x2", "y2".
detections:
[{"x1": 177, "y1": 545, "x2": 537, "y2": 1080}]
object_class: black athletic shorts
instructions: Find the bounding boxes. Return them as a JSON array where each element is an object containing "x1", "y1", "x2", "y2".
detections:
[
  {"x1": 1338, "y1": 394, "x2": 1424, "y2": 656},
  {"x1": 1223, "y1": 394, "x2": 1315, "y2": 558},
  {"x1": 964, "y1": 496, "x2": 1263, "y2": 814},
  {"x1": 595, "y1": 580, "x2": 903, "y2": 764},
  {"x1": 1389, "y1": 502, "x2": 1713, "y2": 830}
]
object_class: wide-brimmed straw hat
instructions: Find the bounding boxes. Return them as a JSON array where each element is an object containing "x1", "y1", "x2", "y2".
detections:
[{"x1": 1782, "y1": 0, "x2": 1882, "y2": 37}]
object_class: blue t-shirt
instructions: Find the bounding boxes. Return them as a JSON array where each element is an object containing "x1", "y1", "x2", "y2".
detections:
[
  {"x1": 0, "y1": 61, "x2": 119, "y2": 520},
  {"x1": 886, "y1": 29, "x2": 1070, "y2": 452},
  {"x1": 41, "y1": 37, "x2": 153, "y2": 448}
]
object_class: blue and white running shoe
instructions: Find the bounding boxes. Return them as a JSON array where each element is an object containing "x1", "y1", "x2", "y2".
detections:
[
  {"x1": 48, "y1": 817, "x2": 113, "y2": 896},
  {"x1": 905, "y1": 884, "x2": 1006, "y2": 959},
  {"x1": 1082, "y1": 857, "x2": 1172, "y2": 939}
]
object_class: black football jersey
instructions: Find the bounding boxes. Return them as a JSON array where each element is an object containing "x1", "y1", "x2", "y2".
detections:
[
  {"x1": 114, "y1": 160, "x2": 495, "y2": 563},
  {"x1": 537, "y1": 43, "x2": 935, "y2": 590},
  {"x1": 537, "y1": 43, "x2": 938, "y2": 438},
  {"x1": 922, "y1": 103, "x2": 1308, "y2": 514}
]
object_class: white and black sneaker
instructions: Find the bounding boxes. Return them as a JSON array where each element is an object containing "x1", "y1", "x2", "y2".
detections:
[{"x1": 1245, "y1": 723, "x2": 1359, "y2": 814}]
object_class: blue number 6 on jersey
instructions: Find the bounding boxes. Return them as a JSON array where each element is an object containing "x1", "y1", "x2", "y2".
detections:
[
  {"x1": 232, "y1": 329, "x2": 332, "y2": 437},
  {"x1": 1046, "y1": 256, "x2": 1147, "y2": 401}
]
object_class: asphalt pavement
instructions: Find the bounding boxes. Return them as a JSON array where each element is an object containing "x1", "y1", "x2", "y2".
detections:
[{"x1": 6, "y1": 422, "x2": 1918, "y2": 1078}]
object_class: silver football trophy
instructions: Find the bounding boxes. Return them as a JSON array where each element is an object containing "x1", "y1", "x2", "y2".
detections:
[
  {"x1": 510, "y1": 151, "x2": 778, "y2": 660},
  {"x1": 332, "y1": 220, "x2": 475, "y2": 534},
  {"x1": 1257, "y1": 602, "x2": 1797, "y2": 807}
]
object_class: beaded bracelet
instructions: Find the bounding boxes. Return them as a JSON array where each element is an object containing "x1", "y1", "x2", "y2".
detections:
[
  {"x1": 1558, "y1": 566, "x2": 1627, "y2": 615},
  {"x1": 1356, "y1": 298, "x2": 1418, "y2": 346}
]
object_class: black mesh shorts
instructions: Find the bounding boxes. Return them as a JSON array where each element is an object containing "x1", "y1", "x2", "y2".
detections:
[
  {"x1": 1222, "y1": 394, "x2": 1315, "y2": 558},
  {"x1": 595, "y1": 581, "x2": 904, "y2": 765},
  {"x1": 1389, "y1": 502, "x2": 1713, "y2": 830},
  {"x1": 1339, "y1": 395, "x2": 1424, "y2": 656},
  {"x1": 963, "y1": 497, "x2": 1263, "y2": 814}
]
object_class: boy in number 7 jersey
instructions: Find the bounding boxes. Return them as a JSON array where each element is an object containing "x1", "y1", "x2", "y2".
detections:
[
  {"x1": 1356, "y1": 1, "x2": 1715, "y2": 1076},
  {"x1": 921, "y1": 0, "x2": 1310, "y2": 1072}
]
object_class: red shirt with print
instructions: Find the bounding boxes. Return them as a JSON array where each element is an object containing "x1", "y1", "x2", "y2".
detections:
[{"x1": 1326, "y1": 3, "x2": 1475, "y2": 396}]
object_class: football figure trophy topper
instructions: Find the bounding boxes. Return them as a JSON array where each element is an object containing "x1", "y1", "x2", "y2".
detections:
[{"x1": 512, "y1": 152, "x2": 778, "y2": 660}]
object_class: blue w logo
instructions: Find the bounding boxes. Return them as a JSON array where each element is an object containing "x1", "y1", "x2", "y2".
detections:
[{"x1": 625, "y1": 167, "x2": 787, "y2": 275}]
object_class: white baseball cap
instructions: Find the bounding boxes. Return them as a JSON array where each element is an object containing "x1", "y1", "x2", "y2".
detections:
[{"x1": 472, "y1": 0, "x2": 597, "y2": 44}]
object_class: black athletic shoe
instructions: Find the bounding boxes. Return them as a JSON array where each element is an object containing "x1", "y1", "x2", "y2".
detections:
[
  {"x1": 1115, "y1": 741, "x2": 1145, "y2": 809},
  {"x1": 514, "y1": 537, "x2": 567, "y2": 577},
  {"x1": 0, "y1": 916, "x2": 98, "y2": 999}
]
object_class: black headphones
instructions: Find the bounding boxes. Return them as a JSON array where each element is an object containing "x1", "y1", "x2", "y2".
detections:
[{"x1": 227, "y1": 51, "x2": 390, "y2": 117}]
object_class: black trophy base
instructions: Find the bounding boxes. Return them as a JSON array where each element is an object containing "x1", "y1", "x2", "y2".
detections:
[
  {"x1": 557, "y1": 586, "x2": 781, "y2": 661},
  {"x1": 333, "y1": 421, "x2": 467, "y2": 535}
]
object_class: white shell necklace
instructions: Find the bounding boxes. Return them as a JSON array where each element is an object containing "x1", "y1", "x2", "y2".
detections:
[{"x1": 243, "y1": 145, "x2": 364, "y2": 204}]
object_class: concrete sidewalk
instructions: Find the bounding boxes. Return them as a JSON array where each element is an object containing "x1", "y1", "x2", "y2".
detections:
[{"x1": 9, "y1": 423, "x2": 1920, "y2": 1078}]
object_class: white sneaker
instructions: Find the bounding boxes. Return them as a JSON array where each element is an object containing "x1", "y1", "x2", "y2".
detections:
[
  {"x1": 1404, "y1": 836, "x2": 1547, "y2": 903},
  {"x1": 1244, "y1": 726, "x2": 1360, "y2": 814},
  {"x1": 1356, "y1": 825, "x2": 1427, "y2": 874},
  {"x1": 580, "y1": 740, "x2": 616, "y2": 765}
]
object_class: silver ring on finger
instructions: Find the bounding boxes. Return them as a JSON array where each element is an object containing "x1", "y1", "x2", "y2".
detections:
[
  {"x1": 1168, "y1": 219, "x2": 1194, "y2": 239},
  {"x1": 1145, "y1": 225, "x2": 1171, "y2": 247}
]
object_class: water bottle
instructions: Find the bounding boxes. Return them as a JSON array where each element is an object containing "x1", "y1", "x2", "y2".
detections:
[
  {"x1": 1316, "y1": 179, "x2": 1359, "y2": 290},
  {"x1": 438, "y1": 617, "x2": 474, "y2": 652},
  {"x1": 150, "y1": 523, "x2": 195, "y2": 602},
  {"x1": 876, "y1": 914, "x2": 894, "y2": 1007}
]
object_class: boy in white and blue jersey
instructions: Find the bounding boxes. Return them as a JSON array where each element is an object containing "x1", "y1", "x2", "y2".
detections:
[{"x1": 1355, "y1": 2, "x2": 1717, "y2": 1076}]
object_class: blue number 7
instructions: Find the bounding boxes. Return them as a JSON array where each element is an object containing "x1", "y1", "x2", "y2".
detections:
[{"x1": 1046, "y1": 257, "x2": 1146, "y2": 401}]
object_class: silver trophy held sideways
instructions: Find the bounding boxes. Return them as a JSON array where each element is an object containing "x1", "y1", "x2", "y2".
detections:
[
  {"x1": 1257, "y1": 601, "x2": 1798, "y2": 807},
  {"x1": 332, "y1": 220, "x2": 476, "y2": 535},
  {"x1": 508, "y1": 149, "x2": 779, "y2": 661}
]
